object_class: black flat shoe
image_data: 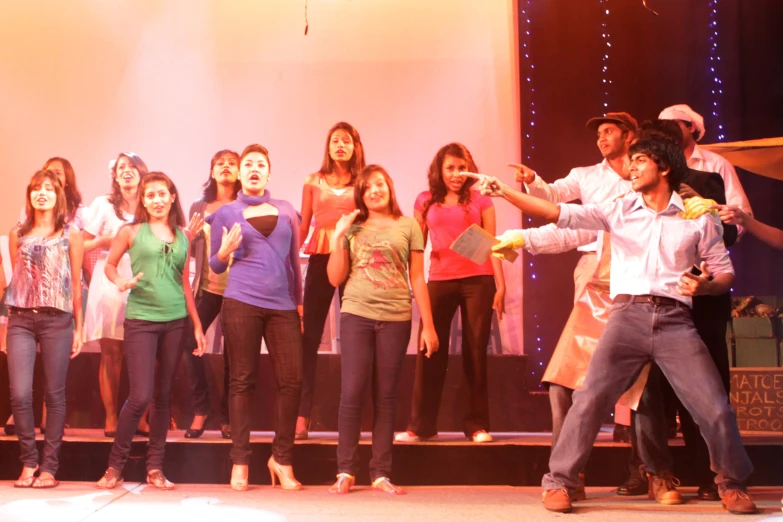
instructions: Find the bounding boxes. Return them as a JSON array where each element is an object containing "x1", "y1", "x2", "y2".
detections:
[
  {"x1": 697, "y1": 484, "x2": 720, "y2": 501},
  {"x1": 221, "y1": 425, "x2": 232, "y2": 440},
  {"x1": 617, "y1": 475, "x2": 648, "y2": 496},
  {"x1": 135, "y1": 429, "x2": 150, "y2": 437},
  {"x1": 613, "y1": 424, "x2": 631, "y2": 443},
  {"x1": 104, "y1": 430, "x2": 116, "y2": 438},
  {"x1": 4, "y1": 424, "x2": 15, "y2": 436},
  {"x1": 184, "y1": 428, "x2": 205, "y2": 439}
]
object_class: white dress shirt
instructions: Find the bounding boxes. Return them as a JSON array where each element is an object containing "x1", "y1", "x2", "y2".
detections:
[
  {"x1": 522, "y1": 225, "x2": 598, "y2": 255},
  {"x1": 556, "y1": 192, "x2": 734, "y2": 307},
  {"x1": 525, "y1": 159, "x2": 631, "y2": 252},
  {"x1": 689, "y1": 144, "x2": 753, "y2": 218}
]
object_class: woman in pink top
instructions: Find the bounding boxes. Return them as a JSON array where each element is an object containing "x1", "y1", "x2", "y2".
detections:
[
  {"x1": 296, "y1": 122, "x2": 366, "y2": 439},
  {"x1": 398, "y1": 142, "x2": 505, "y2": 443}
]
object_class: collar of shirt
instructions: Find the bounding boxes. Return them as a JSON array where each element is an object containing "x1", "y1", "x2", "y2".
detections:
[
  {"x1": 628, "y1": 191, "x2": 685, "y2": 214},
  {"x1": 687, "y1": 144, "x2": 706, "y2": 168}
]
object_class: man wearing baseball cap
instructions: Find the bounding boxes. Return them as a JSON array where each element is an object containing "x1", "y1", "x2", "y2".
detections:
[
  {"x1": 659, "y1": 104, "x2": 753, "y2": 235},
  {"x1": 498, "y1": 112, "x2": 638, "y2": 499}
]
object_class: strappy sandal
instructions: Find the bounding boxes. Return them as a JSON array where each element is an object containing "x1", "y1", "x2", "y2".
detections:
[
  {"x1": 13, "y1": 466, "x2": 39, "y2": 488},
  {"x1": 146, "y1": 470, "x2": 175, "y2": 490},
  {"x1": 328, "y1": 473, "x2": 355, "y2": 494},
  {"x1": 96, "y1": 467, "x2": 123, "y2": 489},
  {"x1": 32, "y1": 474, "x2": 60, "y2": 489},
  {"x1": 372, "y1": 476, "x2": 406, "y2": 495}
]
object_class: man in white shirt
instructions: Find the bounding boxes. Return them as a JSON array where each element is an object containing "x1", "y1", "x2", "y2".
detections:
[
  {"x1": 485, "y1": 136, "x2": 756, "y2": 515},
  {"x1": 659, "y1": 104, "x2": 752, "y2": 236},
  {"x1": 506, "y1": 113, "x2": 636, "y2": 463}
]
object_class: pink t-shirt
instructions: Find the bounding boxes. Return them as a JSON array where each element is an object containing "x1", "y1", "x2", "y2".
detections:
[{"x1": 415, "y1": 191, "x2": 495, "y2": 281}]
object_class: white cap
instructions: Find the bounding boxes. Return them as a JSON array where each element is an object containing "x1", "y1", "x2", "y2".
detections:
[{"x1": 658, "y1": 104, "x2": 705, "y2": 141}]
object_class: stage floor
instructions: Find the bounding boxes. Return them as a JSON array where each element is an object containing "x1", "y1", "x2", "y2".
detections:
[
  {"x1": 2, "y1": 427, "x2": 781, "y2": 445},
  {"x1": 0, "y1": 483, "x2": 781, "y2": 522}
]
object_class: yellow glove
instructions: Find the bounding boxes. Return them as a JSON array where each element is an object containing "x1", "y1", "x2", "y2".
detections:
[
  {"x1": 679, "y1": 196, "x2": 718, "y2": 220},
  {"x1": 492, "y1": 229, "x2": 525, "y2": 260}
]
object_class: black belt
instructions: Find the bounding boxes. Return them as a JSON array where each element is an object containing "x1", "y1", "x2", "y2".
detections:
[
  {"x1": 8, "y1": 307, "x2": 64, "y2": 316},
  {"x1": 614, "y1": 294, "x2": 689, "y2": 309}
]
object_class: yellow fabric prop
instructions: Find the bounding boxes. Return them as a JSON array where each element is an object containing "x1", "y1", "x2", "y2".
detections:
[{"x1": 679, "y1": 196, "x2": 718, "y2": 220}]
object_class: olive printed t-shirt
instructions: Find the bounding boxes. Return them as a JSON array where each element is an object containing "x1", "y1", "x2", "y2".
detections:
[{"x1": 340, "y1": 216, "x2": 424, "y2": 322}]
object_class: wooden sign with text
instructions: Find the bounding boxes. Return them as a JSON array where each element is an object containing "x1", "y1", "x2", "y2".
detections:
[{"x1": 729, "y1": 368, "x2": 783, "y2": 432}]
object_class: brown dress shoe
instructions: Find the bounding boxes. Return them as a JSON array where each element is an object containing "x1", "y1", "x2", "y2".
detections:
[
  {"x1": 697, "y1": 483, "x2": 720, "y2": 501},
  {"x1": 542, "y1": 488, "x2": 572, "y2": 513},
  {"x1": 647, "y1": 472, "x2": 684, "y2": 505},
  {"x1": 618, "y1": 474, "x2": 648, "y2": 496},
  {"x1": 721, "y1": 490, "x2": 757, "y2": 514}
]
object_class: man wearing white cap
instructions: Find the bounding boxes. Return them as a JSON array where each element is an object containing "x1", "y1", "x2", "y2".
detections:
[{"x1": 659, "y1": 104, "x2": 753, "y2": 234}]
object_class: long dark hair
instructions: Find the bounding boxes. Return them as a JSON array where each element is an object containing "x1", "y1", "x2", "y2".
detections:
[
  {"x1": 18, "y1": 170, "x2": 67, "y2": 237},
  {"x1": 421, "y1": 143, "x2": 478, "y2": 220},
  {"x1": 133, "y1": 172, "x2": 186, "y2": 234},
  {"x1": 319, "y1": 122, "x2": 366, "y2": 184},
  {"x1": 42, "y1": 157, "x2": 82, "y2": 224},
  {"x1": 202, "y1": 149, "x2": 241, "y2": 203},
  {"x1": 109, "y1": 152, "x2": 148, "y2": 220},
  {"x1": 354, "y1": 165, "x2": 403, "y2": 224}
]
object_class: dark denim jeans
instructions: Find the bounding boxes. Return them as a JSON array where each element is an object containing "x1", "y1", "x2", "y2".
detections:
[
  {"x1": 7, "y1": 308, "x2": 73, "y2": 475},
  {"x1": 299, "y1": 254, "x2": 343, "y2": 419},
  {"x1": 337, "y1": 313, "x2": 411, "y2": 481},
  {"x1": 542, "y1": 301, "x2": 752, "y2": 494},
  {"x1": 221, "y1": 298, "x2": 302, "y2": 466},
  {"x1": 108, "y1": 317, "x2": 187, "y2": 473},
  {"x1": 407, "y1": 276, "x2": 495, "y2": 438},
  {"x1": 183, "y1": 290, "x2": 229, "y2": 424},
  {"x1": 633, "y1": 310, "x2": 732, "y2": 482}
]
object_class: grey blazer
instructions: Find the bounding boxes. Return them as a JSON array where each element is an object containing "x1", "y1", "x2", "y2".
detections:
[{"x1": 188, "y1": 198, "x2": 209, "y2": 297}]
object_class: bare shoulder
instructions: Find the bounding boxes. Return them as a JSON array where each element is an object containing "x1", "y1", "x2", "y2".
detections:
[{"x1": 304, "y1": 172, "x2": 322, "y2": 186}]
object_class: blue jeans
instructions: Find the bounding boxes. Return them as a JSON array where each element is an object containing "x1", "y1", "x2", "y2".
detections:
[
  {"x1": 337, "y1": 313, "x2": 411, "y2": 481},
  {"x1": 542, "y1": 300, "x2": 753, "y2": 493},
  {"x1": 107, "y1": 317, "x2": 187, "y2": 473},
  {"x1": 6, "y1": 308, "x2": 73, "y2": 475}
]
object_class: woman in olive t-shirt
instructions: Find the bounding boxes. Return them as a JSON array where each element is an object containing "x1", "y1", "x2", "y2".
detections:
[{"x1": 325, "y1": 165, "x2": 438, "y2": 495}]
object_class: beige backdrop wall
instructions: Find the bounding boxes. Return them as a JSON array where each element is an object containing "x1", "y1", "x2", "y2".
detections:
[{"x1": 0, "y1": 0, "x2": 523, "y2": 352}]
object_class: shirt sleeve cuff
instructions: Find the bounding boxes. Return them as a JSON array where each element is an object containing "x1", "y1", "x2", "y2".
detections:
[{"x1": 555, "y1": 203, "x2": 571, "y2": 228}]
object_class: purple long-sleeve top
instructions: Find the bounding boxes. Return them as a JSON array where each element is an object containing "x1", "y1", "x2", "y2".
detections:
[{"x1": 205, "y1": 190, "x2": 302, "y2": 310}]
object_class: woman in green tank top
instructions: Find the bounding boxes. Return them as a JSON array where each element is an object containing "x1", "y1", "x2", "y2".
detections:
[{"x1": 96, "y1": 172, "x2": 206, "y2": 490}]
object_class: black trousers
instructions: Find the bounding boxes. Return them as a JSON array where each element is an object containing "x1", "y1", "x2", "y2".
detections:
[
  {"x1": 407, "y1": 275, "x2": 496, "y2": 438},
  {"x1": 299, "y1": 254, "x2": 343, "y2": 419},
  {"x1": 183, "y1": 290, "x2": 229, "y2": 425}
]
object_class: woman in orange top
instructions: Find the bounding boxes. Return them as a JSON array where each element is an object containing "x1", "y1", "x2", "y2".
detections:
[{"x1": 296, "y1": 122, "x2": 366, "y2": 439}]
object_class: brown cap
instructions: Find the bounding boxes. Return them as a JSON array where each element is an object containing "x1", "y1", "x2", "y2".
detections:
[{"x1": 585, "y1": 112, "x2": 638, "y2": 133}]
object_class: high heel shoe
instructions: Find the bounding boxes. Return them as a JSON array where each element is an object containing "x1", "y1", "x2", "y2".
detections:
[
  {"x1": 230, "y1": 464, "x2": 249, "y2": 491},
  {"x1": 328, "y1": 473, "x2": 355, "y2": 494},
  {"x1": 185, "y1": 414, "x2": 208, "y2": 438},
  {"x1": 146, "y1": 470, "x2": 175, "y2": 490},
  {"x1": 220, "y1": 424, "x2": 232, "y2": 440},
  {"x1": 372, "y1": 476, "x2": 406, "y2": 495},
  {"x1": 267, "y1": 456, "x2": 302, "y2": 490}
]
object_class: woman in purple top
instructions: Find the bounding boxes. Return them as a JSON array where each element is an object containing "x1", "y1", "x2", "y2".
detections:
[{"x1": 205, "y1": 144, "x2": 303, "y2": 492}]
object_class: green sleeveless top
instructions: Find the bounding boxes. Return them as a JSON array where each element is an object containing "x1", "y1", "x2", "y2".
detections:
[{"x1": 125, "y1": 223, "x2": 189, "y2": 322}]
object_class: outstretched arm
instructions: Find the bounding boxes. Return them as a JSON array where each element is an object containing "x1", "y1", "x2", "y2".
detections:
[{"x1": 715, "y1": 205, "x2": 783, "y2": 250}]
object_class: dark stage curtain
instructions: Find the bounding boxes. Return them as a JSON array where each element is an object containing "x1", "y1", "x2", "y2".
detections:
[{"x1": 518, "y1": 0, "x2": 783, "y2": 388}]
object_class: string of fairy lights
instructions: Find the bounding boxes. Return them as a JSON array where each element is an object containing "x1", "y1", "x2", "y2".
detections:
[
  {"x1": 599, "y1": 0, "x2": 611, "y2": 114},
  {"x1": 708, "y1": 0, "x2": 726, "y2": 141},
  {"x1": 519, "y1": 0, "x2": 545, "y2": 387}
]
